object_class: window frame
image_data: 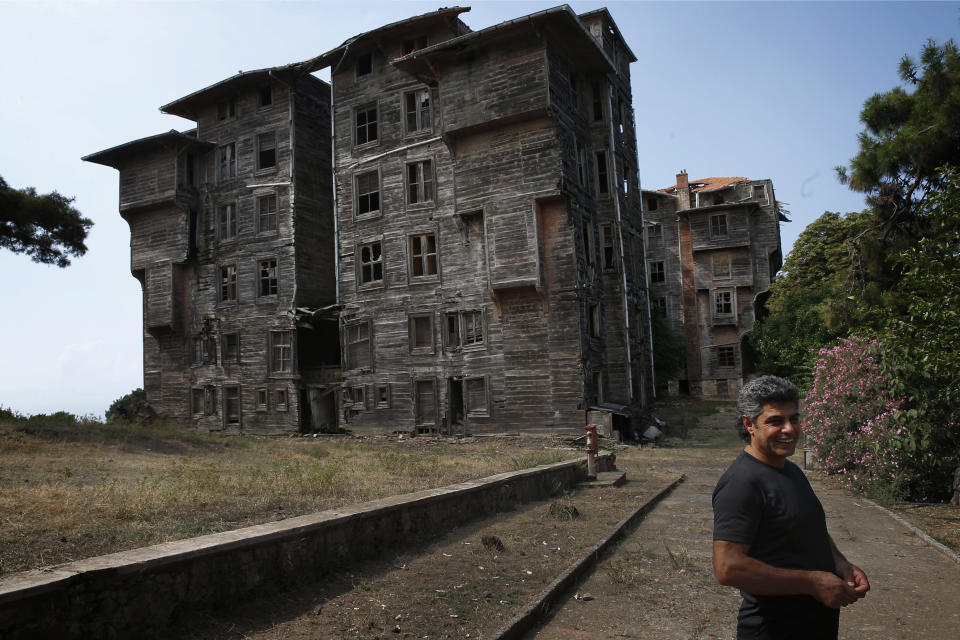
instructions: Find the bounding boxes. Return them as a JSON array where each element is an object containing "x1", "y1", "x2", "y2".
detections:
[
  {"x1": 217, "y1": 98, "x2": 236, "y2": 122},
  {"x1": 376, "y1": 384, "x2": 391, "y2": 409},
  {"x1": 274, "y1": 387, "x2": 288, "y2": 412},
  {"x1": 269, "y1": 330, "x2": 293, "y2": 374},
  {"x1": 345, "y1": 320, "x2": 372, "y2": 371},
  {"x1": 600, "y1": 223, "x2": 615, "y2": 270},
  {"x1": 258, "y1": 258, "x2": 279, "y2": 298},
  {"x1": 408, "y1": 232, "x2": 438, "y2": 280},
  {"x1": 403, "y1": 87, "x2": 432, "y2": 135},
  {"x1": 354, "y1": 169, "x2": 381, "y2": 218},
  {"x1": 589, "y1": 303, "x2": 601, "y2": 338},
  {"x1": 354, "y1": 102, "x2": 379, "y2": 147},
  {"x1": 408, "y1": 313, "x2": 435, "y2": 354},
  {"x1": 223, "y1": 384, "x2": 241, "y2": 426},
  {"x1": 646, "y1": 222, "x2": 663, "y2": 248},
  {"x1": 648, "y1": 260, "x2": 666, "y2": 284},
  {"x1": 256, "y1": 388, "x2": 269, "y2": 411},
  {"x1": 222, "y1": 332, "x2": 240, "y2": 364},
  {"x1": 714, "y1": 289, "x2": 735, "y2": 317},
  {"x1": 357, "y1": 239, "x2": 384, "y2": 286},
  {"x1": 256, "y1": 193, "x2": 278, "y2": 234},
  {"x1": 710, "y1": 213, "x2": 728, "y2": 238},
  {"x1": 256, "y1": 131, "x2": 277, "y2": 171},
  {"x1": 356, "y1": 53, "x2": 373, "y2": 77},
  {"x1": 258, "y1": 85, "x2": 273, "y2": 109},
  {"x1": 464, "y1": 376, "x2": 490, "y2": 417},
  {"x1": 217, "y1": 143, "x2": 236, "y2": 180},
  {"x1": 712, "y1": 253, "x2": 731, "y2": 279},
  {"x1": 219, "y1": 264, "x2": 238, "y2": 303},
  {"x1": 444, "y1": 309, "x2": 485, "y2": 351},
  {"x1": 595, "y1": 150, "x2": 609, "y2": 196},
  {"x1": 717, "y1": 345, "x2": 737, "y2": 369},
  {"x1": 405, "y1": 159, "x2": 435, "y2": 207},
  {"x1": 217, "y1": 203, "x2": 237, "y2": 242}
]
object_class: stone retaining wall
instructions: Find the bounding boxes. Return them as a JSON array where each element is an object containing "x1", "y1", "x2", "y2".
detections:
[{"x1": 0, "y1": 454, "x2": 612, "y2": 639}]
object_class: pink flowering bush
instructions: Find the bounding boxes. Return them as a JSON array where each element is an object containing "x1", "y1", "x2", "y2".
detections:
[{"x1": 803, "y1": 338, "x2": 912, "y2": 500}]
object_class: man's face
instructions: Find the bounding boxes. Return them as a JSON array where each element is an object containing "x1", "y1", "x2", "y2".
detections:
[{"x1": 743, "y1": 401, "x2": 801, "y2": 467}]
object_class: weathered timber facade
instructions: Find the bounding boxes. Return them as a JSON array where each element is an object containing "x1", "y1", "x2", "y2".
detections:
[
  {"x1": 301, "y1": 6, "x2": 654, "y2": 435},
  {"x1": 85, "y1": 68, "x2": 339, "y2": 434},
  {"x1": 645, "y1": 172, "x2": 786, "y2": 398}
]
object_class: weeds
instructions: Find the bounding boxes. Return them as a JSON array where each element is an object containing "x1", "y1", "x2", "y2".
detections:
[
  {"x1": 509, "y1": 450, "x2": 566, "y2": 470},
  {"x1": 662, "y1": 540, "x2": 692, "y2": 571}
]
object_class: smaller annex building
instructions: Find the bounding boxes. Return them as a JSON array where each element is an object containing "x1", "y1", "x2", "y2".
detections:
[{"x1": 644, "y1": 171, "x2": 787, "y2": 398}]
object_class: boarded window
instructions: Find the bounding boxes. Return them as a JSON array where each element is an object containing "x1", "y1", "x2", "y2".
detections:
[
  {"x1": 466, "y1": 377, "x2": 488, "y2": 416},
  {"x1": 355, "y1": 170, "x2": 380, "y2": 215},
  {"x1": 409, "y1": 314, "x2": 434, "y2": 351},
  {"x1": 219, "y1": 265, "x2": 237, "y2": 302},
  {"x1": 224, "y1": 386, "x2": 241, "y2": 425},
  {"x1": 407, "y1": 160, "x2": 434, "y2": 204},
  {"x1": 358, "y1": 241, "x2": 383, "y2": 284},
  {"x1": 257, "y1": 132, "x2": 276, "y2": 170},
  {"x1": 404, "y1": 89, "x2": 431, "y2": 134},
  {"x1": 270, "y1": 330, "x2": 292, "y2": 373},
  {"x1": 409, "y1": 233, "x2": 437, "y2": 277},
  {"x1": 257, "y1": 194, "x2": 277, "y2": 232},
  {"x1": 346, "y1": 321, "x2": 370, "y2": 369},
  {"x1": 355, "y1": 104, "x2": 378, "y2": 145},
  {"x1": 217, "y1": 203, "x2": 237, "y2": 240},
  {"x1": 259, "y1": 258, "x2": 278, "y2": 296},
  {"x1": 712, "y1": 254, "x2": 731, "y2": 279}
]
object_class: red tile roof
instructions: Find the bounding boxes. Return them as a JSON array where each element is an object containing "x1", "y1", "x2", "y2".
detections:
[{"x1": 658, "y1": 176, "x2": 748, "y2": 194}]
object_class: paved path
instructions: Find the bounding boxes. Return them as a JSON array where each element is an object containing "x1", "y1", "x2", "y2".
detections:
[{"x1": 526, "y1": 458, "x2": 960, "y2": 640}]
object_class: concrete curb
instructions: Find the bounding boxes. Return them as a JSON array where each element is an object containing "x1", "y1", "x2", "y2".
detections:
[
  {"x1": 862, "y1": 497, "x2": 960, "y2": 564},
  {"x1": 488, "y1": 474, "x2": 686, "y2": 640}
]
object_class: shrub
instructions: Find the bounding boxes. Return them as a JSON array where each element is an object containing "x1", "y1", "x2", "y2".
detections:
[{"x1": 106, "y1": 388, "x2": 156, "y2": 424}]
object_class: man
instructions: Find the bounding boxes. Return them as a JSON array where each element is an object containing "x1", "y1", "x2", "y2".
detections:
[{"x1": 712, "y1": 375, "x2": 870, "y2": 640}]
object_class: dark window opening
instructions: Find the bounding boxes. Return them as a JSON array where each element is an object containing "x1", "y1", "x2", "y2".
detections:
[{"x1": 357, "y1": 53, "x2": 372, "y2": 76}]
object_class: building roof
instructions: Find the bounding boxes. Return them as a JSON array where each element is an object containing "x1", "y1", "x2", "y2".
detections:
[
  {"x1": 82, "y1": 130, "x2": 215, "y2": 168},
  {"x1": 159, "y1": 66, "x2": 327, "y2": 120},
  {"x1": 577, "y1": 7, "x2": 638, "y2": 62},
  {"x1": 297, "y1": 7, "x2": 471, "y2": 73},
  {"x1": 658, "y1": 176, "x2": 749, "y2": 194}
]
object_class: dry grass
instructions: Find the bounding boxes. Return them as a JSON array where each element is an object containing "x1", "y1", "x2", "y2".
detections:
[{"x1": 0, "y1": 418, "x2": 576, "y2": 577}]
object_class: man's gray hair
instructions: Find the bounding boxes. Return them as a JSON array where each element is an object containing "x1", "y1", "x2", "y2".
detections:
[{"x1": 736, "y1": 375, "x2": 800, "y2": 441}]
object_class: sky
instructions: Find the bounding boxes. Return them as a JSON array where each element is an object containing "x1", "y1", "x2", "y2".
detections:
[{"x1": 1, "y1": 0, "x2": 957, "y2": 417}]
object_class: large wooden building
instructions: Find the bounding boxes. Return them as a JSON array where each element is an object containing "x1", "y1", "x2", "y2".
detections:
[
  {"x1": 644, "y1": 172, "x2": 786, "y2": 398},
  {"x1": 85, "y1": 68, "x2": 340, "y2": 434},
  {"x1": 299, "y1": 6, "x2": 654, "y2": 435},
  {"x1": 86, "y1": 5, "x2": 656, "y2": 436}
]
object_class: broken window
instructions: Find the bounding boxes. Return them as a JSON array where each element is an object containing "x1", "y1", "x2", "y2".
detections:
[
  {"x1": 654, "y1": 296, "x2": 667, "y2": 314},
  {"x1": 217, "y1": 98, "x2": 236, "y2": 121},
  {"x1": 218, "y1": 143, "x2": 236, "y2": 179},
  {"x1": 649, "y1": 261, "x2": 665, "y2": 284},
  {"x1": 259, "y1": 258, "x2": 278, "y2": 297},
  {"x1": 712, "y1": 254, "x2": 731, "y2": 279},
  {"x1": 753, "y1": 184, "x2": 767, "y2": 202},
  {"x1": 406, "y1": 160, "x2": 434, "y2": 205},
  {"x1": 217, "y1": 203, "x2": 237, "y2": 241},
  {"x1": 409, "y1": 314, "x2": 434, "y2": 352},
  {"x1": 257, "y1": 194, "x2": 277, "y2": 233},
  {"x1": 346, "y1": 321, "x2": 371, "y2": 370},
  {"x1": 717, "y1": 346, "x2": 736, "y2": 368},
  {"x1": 275, "y1": 388, "x2": 288, "y2": 411},
  {"x1": 259, "y1": 86, "x2": 272, "y2": 108},
  {"x1": 589, "y1": 304, "x2": 600, "y2": 338},
  {"x1": 409, "y1": 233, "x2": 437, "y2": 277},
  {"x1": 591, "y1": 81, "x2": 604, "y2": 121},
  {"x1": 646, "y1": 196, "x2": 658, "y2": 212},
  {"x1": 192, "y1": 336, "x2": 216, "y2": 365},
  {"x1": 600, "y1": 223, "x2": 615, "y2": 270},
  {"x1": 355, "y1": 170, "x2": 380, "y2": 216},
  {"x1": 270, "y1": 330, "x2": 292, "y2": 373},
  {"x1": 595, "y1": 151, "x2": 609, "y2": 195},
  {"x1": 257, "y1": 388, "x2": 268, "y2": 410},
  {"x1": 219, "y1": 264, "x2": 237, "y2": 302},
  {"x1": 376, "y1": 384, "x2": 390, "y2": 408},
  {"x1": 224, "y1": 385, "x2": 241, "y2": 425},
  {"x1": 358, "y1": 241, "x2": 383, "y2": 284},
  {"x1": 714, "y1": 290, "x2": 733, "y2": 316},
  {"x1": 222, "y1": 333, "x2": 240, "y2": 363},
  {"x1": 646, "y1": 223, "x2": 663, "y2": 248},
  {"x1": 356, "y1": 53, "x2": 372, "y2": 77},
  {"x1": 465, "y1": 377, "x2": 489, "y2": 416},
  {"x1": 402, "y1": 36, "x2": 428, "y2": 55},
  {"x1": 257, "y1": 132, "x2": 277, "y2": 170},
  {"x1": 355, "y1": 103, "x2": 378, "y2": 145},
  {"x1": 445, "y1": 310, "x2": 484, "y2": 350},
  {"x1": 404, "y1": 88, "x2": 431, "y2": 134},
  {"x1": 710, "y1": 214, "x2": 728, "y2": 238},
  {"x1": 204, "y1": 386, "x2": 217, "y2": 415}
]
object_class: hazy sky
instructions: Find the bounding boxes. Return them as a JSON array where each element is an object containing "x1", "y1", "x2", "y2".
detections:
[{"x1": 1, "y1": 1, "x2": 957, "y2": 417}]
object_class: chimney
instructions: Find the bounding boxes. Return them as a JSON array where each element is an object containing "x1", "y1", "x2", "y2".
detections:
[{"x1": 676, "y1": 170, "x2": 691, "y2": 211}]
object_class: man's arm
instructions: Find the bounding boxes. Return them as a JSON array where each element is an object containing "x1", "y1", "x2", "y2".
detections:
[
  {"x1": 713, "y1": 540, "x2": 863, "y2": 608},
  {"x1": 828, "y1": 536, "x2": 870, "y2": 596}
]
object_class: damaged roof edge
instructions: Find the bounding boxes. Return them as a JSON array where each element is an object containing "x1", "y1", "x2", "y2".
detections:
[
  {"x1": 577, "y1": 7, "x2": 638, "y2": 62},
  {"x1": 82, "y1": 130, "x2": 215, "y2": 168},
  {"x1": 297, "y1": 6, "x2": 472, "y2": 73},
  {"x1": 391, "y1": 4, "x2": 615, "y2": 74}
]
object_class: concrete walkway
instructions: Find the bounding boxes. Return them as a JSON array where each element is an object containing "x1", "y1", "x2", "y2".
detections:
[{"x1": 526, "y1": 457, "x2": 960, "y2": 640}]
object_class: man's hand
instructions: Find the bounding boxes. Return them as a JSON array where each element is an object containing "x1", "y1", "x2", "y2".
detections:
[
  {"x1": 831, "y1": 538, "x2": 870, "y2": 600},
  {"x1": 808, "y1": 570, "x2": 862, "y2": 608}
]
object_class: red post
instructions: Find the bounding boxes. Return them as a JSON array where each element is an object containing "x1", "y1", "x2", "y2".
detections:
[{"x1": 585, "y1": 423, "x2": 598, "y2": 479}]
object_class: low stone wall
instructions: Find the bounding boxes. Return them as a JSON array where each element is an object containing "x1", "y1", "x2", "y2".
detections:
[{"x1": 0, "y1": 454, "x2": 612, "y2": 639}]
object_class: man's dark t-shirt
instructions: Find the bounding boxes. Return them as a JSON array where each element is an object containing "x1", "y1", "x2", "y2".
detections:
[{"x1": 713, "y1": 451, "x2": 840, "y2": 640}]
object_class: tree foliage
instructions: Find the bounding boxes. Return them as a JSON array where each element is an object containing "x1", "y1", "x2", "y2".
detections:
[
  {"x1": 836, "y1": 39, "x2": 960, "y2": 234},
  {"x1": 649, "y1": 301, "x2": 688, "y2": 391},
  {"x1": 0, "y1": 175, "x2": 93, "y2": 267}
]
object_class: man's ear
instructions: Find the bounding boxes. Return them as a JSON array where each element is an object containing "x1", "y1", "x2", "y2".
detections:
[{"x1": 742, "y1": 415, "x2": 753, "y2": 434}]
